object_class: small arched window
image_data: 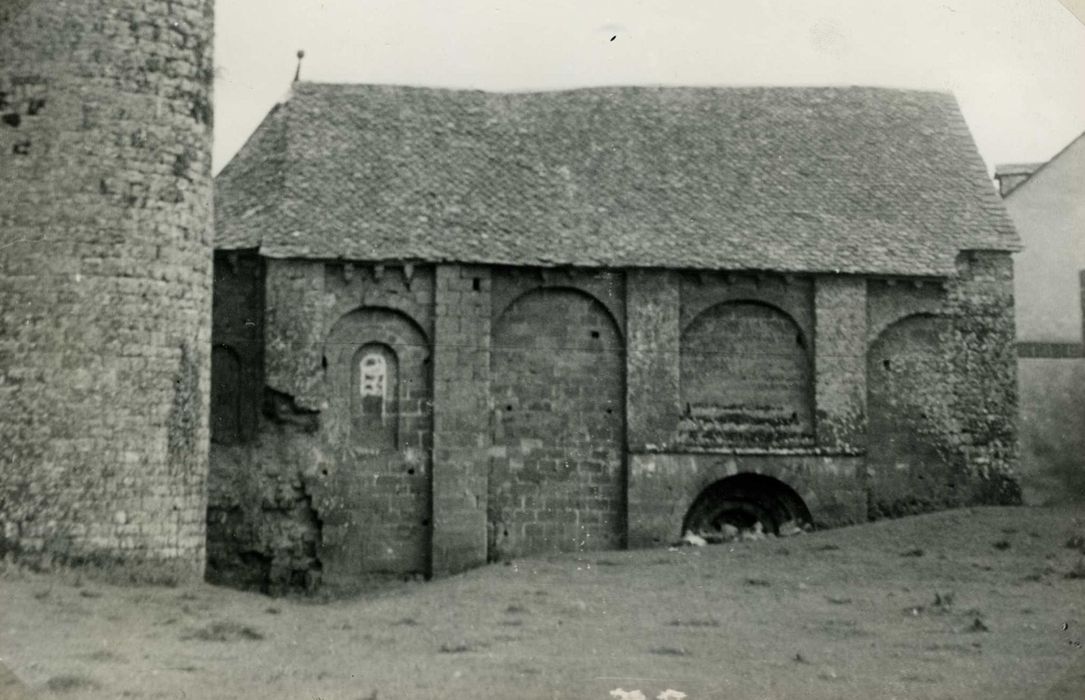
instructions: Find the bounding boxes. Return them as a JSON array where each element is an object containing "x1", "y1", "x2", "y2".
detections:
[
  {"x1": 352, "y1": 344, "x2": 398, "y2": 450},
  {"x1": 360, "y1": 352, "x2": 388, "y2": 415}
]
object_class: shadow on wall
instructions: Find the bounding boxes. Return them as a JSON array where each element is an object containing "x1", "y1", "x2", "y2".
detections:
[{"x1": 1018, "y1": 358, "x2": 1085, "y2": 504}]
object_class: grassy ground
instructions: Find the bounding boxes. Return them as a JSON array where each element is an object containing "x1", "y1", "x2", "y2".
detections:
[{"x1": 2, "y1": 506, "x2": 1084, "y2": 700}]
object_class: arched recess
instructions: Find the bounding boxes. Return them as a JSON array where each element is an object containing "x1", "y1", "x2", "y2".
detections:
[
  {"x1": 683, "y1": 473, "x2": 812, "y2": 537},
  {"x1": 210, "y1": 344, "x2": 242, "y2": 445},
  {"x1": 491, "y1": 275, "x2": 626, "y2": 341},
  {"x1": 489, "y1": 287, "x2": 626, "y2": 559},
  {"x1": 866, "y1": 313, "x2": 958, "y2": 517},
  {"x1": 679, "y1": 300, "x2": 814, "y2": 447},
  {"x1": 323, "y1": 306, "x2": 431, "y2": 575}
]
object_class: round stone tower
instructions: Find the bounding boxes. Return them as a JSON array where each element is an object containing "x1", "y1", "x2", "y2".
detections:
[{"x1": 0, "y1": 0, "x2": 213, "y2": 580}]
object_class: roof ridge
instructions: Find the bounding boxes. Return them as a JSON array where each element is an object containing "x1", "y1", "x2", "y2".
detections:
[{"x1": 290, "y1": 80, "x2": 955, "y2": 98}]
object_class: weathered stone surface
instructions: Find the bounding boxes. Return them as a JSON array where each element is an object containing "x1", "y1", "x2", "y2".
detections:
[
  {"x1": 628, "y1": 452, "x2": 867, "y2": 547},
  {"x1": 0, "y1": 0, "x2": 213, "y2": 579},
  {"x1": 626, "y1": 269, "x2": 681, "y2": 452},
  {"x1": 207, "y1": 261, "x2": 439, "y2": 589},
  {"x1": 947, "y1": 251, "x2": 1020, "y2": 506},
  {"x1": 489, "y1": 280, "x2": 625, "y2": 558},
  {"x1": 678, "y1": 272, "x2": 816, "y2": 448},
  {"x1": 814, "y1": 276, "x2": 867, "y2": 450},
  {"x1": 207, "y1": 254, "x2": 1021, "y2": 590},
  {"x1": 264, "y1": 259, "x2": 325, "y2": 409},
  {"x1": 431, "y1": 264, "x2": 490, "y2": 575},
  {"x1": 864, "y1": 252, "x2": 1022, "y2": 517},
  {"x1": 867, "y1": 313, "x2": 960, "y2": 516}
]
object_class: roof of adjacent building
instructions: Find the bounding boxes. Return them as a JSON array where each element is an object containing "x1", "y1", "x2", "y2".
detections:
[
  {"x1": 215, "y1": 82, "x2": 1020, "y2": 276},
  {"x1": 994, "y1": 163, "x2": 1044, "y2": 177},
  {"x1": 999, "y1": 131, "x2": 1085, "y2": 202}
]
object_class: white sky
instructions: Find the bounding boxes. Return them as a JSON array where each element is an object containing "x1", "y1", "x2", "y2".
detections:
[{"x1": 213, "y1": 0, "x2": 1085, "y2": 175}]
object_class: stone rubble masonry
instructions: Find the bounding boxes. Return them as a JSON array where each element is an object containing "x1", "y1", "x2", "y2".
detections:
[
  {"x1": 947, "y1": 251, "x2": 1019, "y2": 499},
  {"x1": 860, "y1": 252, "x2": 1021, "y2": 516},
  {"x1": 264, "y1": 258, "x2": 326, "y2": 410},
  {"x1": 0, "y1": 0, "x2": 214, "y2": 579},
  {"x1": 814, "y1": 276, "x2": 868, "y2": 451},
  {"x1": 866, "y1": 277, "x2": 946, "y2": 345},
  {"x1": 625, "y1": 269, "x2": 682, "y2": 452},
  {"x1": 866, "y1": 313, "x2": 959, "y2": 516}
]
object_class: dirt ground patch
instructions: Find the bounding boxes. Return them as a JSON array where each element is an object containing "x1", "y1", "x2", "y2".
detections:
[{"x1": 2, "y1": 506, "x2": 1084, "y2": 699}]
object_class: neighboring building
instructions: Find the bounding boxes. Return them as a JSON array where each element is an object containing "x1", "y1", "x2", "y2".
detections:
[
  {"x1": 994, "y1": 163, "x2": 1043, "y2": 198},
  {"x1": 996, "y1": 133, "x2": 1085, "y2": 504},
  {"x1": 0, "y1": 0, "x2": 213, "y2": 578},
  {"x1": 210, "y1": 83, "x2": 1021, "y2": 592}
]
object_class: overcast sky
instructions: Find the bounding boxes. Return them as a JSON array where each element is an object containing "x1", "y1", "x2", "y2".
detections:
[{"x1": 213, "y1": 0, "x2": 1085, "y2": 175}]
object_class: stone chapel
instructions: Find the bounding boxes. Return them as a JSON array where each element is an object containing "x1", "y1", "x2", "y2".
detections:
[{"x1": 208, "y1": 83, "x2": 1021, "y2": 591}]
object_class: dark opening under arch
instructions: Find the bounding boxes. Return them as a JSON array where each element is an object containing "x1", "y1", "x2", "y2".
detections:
[{"x1": 682, "y1": 473, "x2": 812, "y2": 537}]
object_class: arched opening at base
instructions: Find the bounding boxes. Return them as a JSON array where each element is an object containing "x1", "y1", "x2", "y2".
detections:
[{"x1": 682, "y1": 473, "x2": 812, "y2": 540}]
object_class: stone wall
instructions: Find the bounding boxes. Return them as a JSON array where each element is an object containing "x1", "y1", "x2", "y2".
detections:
[
  {"x1": 625, "y1": 269, "x2": 681, "y2": 452},
  {"x1": 429, "y1": 264, "x2": 490, "y2": 575},
  {"x1": 207, "y1": 260, "x2": 440, "y2": 591},
  {"x1": 489, "y1": 274, "x2": 625, "y2": 558},
  {"x1": 623, "y1": 270, "x2": 869, "y2": 546},
  {"x1": 677, "y1": 272, "x2": 815, "y2": 447},
  {"x1": 264, "y1": 259, "x2": 326, "y2": 409},
  {"x1": 208, "y1": 254, "x2": 1021, "y2": 590},
  {"x1": 862, "y1": 253, "x2": 1022, "y2": 517},
  {"x1": 866, "y1": 313, "x2": 959, "y2": 516},
  {"x1": 628, "y1": 452, "x2": 867, "y2": 547},
  {"x1": 679, "y1": 301, "x2": 814, "y2": 446},
  {"x1": 946, "y1": 252, "x2": 1020, "y2": 505},
  {"x1": 813, "y1": 276, "x2": 868, "y2": 450},
  {"x1": 0, "y1": 0, "x2": 214, "y2": 579}
]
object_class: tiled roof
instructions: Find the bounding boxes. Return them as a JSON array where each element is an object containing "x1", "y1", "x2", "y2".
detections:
[
  {"x1": 215, "y1": 83, "x2": 1020, "y2": 276},
  {"x1": 216, "y1": 102, "x2": 286, "y2": 251}
]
